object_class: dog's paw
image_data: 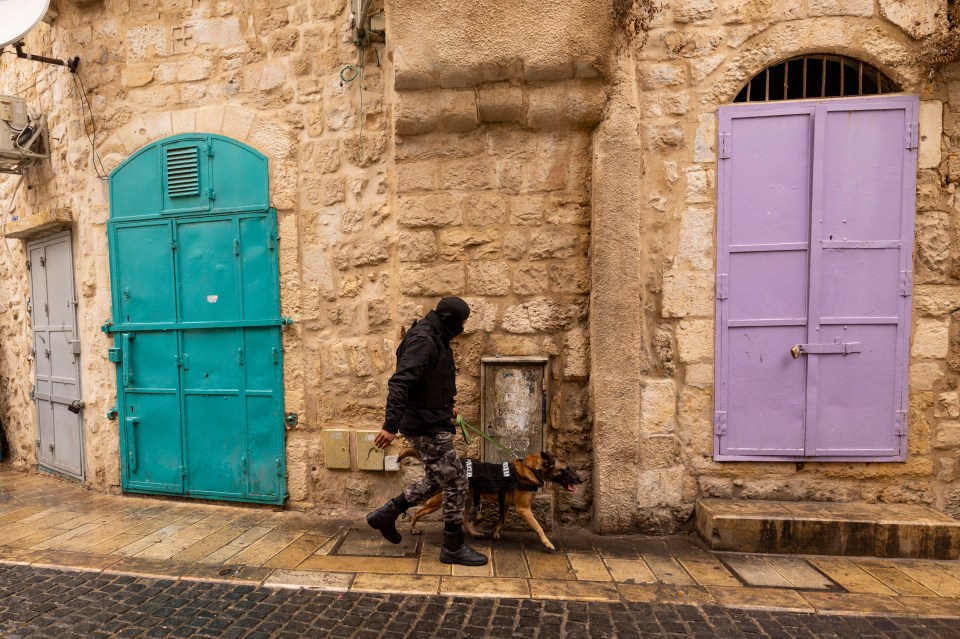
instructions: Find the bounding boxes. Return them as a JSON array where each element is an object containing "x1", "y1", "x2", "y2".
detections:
[{"x1": 543, "y1": 542, "x2": 556, "y2": 553}]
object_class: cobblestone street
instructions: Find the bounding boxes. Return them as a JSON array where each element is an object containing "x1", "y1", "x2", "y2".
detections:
[{"x1": 0, "y1": 564, "x2": 957, "y2": 639}]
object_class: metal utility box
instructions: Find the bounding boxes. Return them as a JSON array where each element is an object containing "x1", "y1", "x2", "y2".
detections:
[
  {"x1": 355, "y1": 430, "x2": 384, "y2": 471},
  {"x1": 324, "y1": 429, "x2": 351, "y2": 469},
  {"x1": 480, "y1": 357, "x2": 548, "y2": 464},
  {"x1": 0, "y1": 95, "x2": 48, "y2": 174}
]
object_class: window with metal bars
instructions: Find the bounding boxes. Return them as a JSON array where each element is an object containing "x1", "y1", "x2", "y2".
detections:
[{"x1": 733, "y1": 55, "x2": 900, "y2": 103}]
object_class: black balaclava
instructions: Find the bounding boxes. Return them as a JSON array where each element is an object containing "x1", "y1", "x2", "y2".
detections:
[{"x1": 434, "y1": 296, "x2": 470, "y2": 340}]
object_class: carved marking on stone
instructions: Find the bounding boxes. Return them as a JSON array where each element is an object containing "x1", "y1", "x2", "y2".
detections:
[{"x1": 172, "y1": 25, "x2": 195, "y2": 54}]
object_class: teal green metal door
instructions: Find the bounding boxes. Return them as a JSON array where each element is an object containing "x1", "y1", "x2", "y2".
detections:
[{"x1": 106, "y1": 134, "x2": 287, "y2": 505}]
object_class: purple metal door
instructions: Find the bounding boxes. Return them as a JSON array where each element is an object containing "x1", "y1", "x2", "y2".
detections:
[{"x1": 715, "y1": 95, "x2": 918, "y2": 461}]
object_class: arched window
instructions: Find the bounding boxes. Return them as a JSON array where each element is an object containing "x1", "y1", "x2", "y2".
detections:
[{"x1": 733, "y1": 54, "x2": 900, "y2": 103}]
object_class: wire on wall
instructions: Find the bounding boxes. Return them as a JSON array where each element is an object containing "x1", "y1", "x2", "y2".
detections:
[{"x1": 71, "y1": 70, "x2": 109, "y2": 180}]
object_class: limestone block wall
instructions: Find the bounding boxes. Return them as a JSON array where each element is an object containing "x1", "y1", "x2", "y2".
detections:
[{"x1": 589, "y1": 0, "x2": 960, "y2": 533}]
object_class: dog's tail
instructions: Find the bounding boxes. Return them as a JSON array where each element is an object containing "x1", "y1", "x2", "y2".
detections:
[{"x1": 398, "y1": 447, "x2": 421, "y2": 461}]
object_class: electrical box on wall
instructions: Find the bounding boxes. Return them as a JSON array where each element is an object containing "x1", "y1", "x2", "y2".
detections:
[
  {"x1": 323, "y1": 429, "x2": 351, "y2": 469},
  {"x1": 0, "y1": 95, "x2": 49, "y2": 175},
  {"x1": 480, "y1": 357, "x2": 549, "y2": 464},
  {"x1": 356, "y1": 430, "x2": 384, "y2": 471}
]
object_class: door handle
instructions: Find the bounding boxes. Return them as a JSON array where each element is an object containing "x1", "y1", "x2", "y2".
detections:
[
  {"x1": 121, "y1": 333, "x2": 135, "y2": 386},
  {"x1": 126, "y1": 416, "x2": 139, "y2": 472},
  {"x1": 791, "y1": 341, "x2": 862, "y2": 358}
]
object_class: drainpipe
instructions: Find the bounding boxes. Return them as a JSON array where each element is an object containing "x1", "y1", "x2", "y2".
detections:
[{"x1": 354, "y1": 0, "x2": 375, "y2": 46}]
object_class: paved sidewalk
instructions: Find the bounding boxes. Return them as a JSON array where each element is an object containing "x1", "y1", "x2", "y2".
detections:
[{"x1": 3, "y1": 467, "x2": 960, "y2": 619}]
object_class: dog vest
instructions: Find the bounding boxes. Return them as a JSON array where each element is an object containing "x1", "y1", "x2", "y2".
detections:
[{"x1": 464, "y1": 459, "x2": 539, "y2": 525}]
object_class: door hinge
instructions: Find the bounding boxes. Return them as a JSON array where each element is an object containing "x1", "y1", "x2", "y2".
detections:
[
  {"x1": 237, "y1": 347, "x2": 244, "y2": 366},
  {"x1": 715, "y1": 274, "x2": 729, "y2": 300},
  {"x1": 233, "y1": 238, "x2": 240, "y2": 256},
  {"x1": 25, "y1": 260, "x2": 30, "y2": 270},
  {"x1": 180, "y1": 465, "x2": 188, "y2": 477},
  {"x1": 108, "y1": 347, "x2": 122, "y2": 363},
  {"x1": 39, "y1": 256, "x2": 45, "y2": 267},
  {"x1": 906, "y1": 122, "x2": 919, "y2": 150},
  {"x1": 30, "y1": 348, "x2": 36, "y2": 359},
  {"x1": 206, "y1": 187, "x2": 216, "y2": 200},
  {"x1": 899, "y1": 270, "x2": 913, "y2": 296},
  {"x1": 170, "y1": 239, "x2": 179, "y2": 251},
  {"x1": 30, "y1": 386, "x2": 35, "y2": 400},
  {"x1": 895, "y1": 410, "x2": 907, "y2": 436},
  {"x1": 267, "y1": 233, "x2": 276, "y2": 251},
  {"x1": 35, "y1": 438, "x2": 40, "y2": 448},
  {"x1": 271, "y1": 347, "x2": 279, "y2": 364},
  {"x1": 714, "y1": 411, "x2": 727, "y2": 436},
  {"x1": 174, "y1": 354, "x2": 182, "y2": 367},
  {"x1": 718, "y1": 131, "x2": 731, "y2": 159}
]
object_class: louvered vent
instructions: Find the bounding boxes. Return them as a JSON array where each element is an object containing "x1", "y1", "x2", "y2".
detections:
[{"x1": 166, "y1": 146, "x2": 200, "y2": 198}]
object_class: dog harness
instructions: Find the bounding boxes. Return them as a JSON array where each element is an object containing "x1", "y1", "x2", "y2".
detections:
[{"x1": 464, "y1": 459, "x2": 540, "y2": 525}]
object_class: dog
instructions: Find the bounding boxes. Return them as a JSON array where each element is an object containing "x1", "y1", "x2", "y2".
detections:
[{"x1": 400, "y1": 449, "x2": 583, "y2": 552}]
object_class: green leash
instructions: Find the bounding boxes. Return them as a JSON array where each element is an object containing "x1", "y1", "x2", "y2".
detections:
[{"x1": 455, "y1": 415, "x2": 523, "y2": 461}]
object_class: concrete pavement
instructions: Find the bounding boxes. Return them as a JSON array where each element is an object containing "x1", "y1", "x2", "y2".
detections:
[{"x1": 2, "y1": 467, "x2": 960, "y2": 619}]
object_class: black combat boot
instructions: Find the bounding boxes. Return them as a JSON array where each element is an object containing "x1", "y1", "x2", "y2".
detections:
[
  {"x1": 439, "y1": 525, "x2": 488, "y2": 566},
  {"x1": 366, "y1": 495, "x2": 408, "y2": 544}
]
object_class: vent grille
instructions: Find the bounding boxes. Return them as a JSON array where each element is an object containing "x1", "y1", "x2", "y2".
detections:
[{"x1": 166, "y1": 146, "x2": 200, "y2": 198}]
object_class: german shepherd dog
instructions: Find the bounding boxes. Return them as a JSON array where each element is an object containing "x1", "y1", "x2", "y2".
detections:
[{"x1": 400, "y1": 449, "x2": 583, "y2": 552}]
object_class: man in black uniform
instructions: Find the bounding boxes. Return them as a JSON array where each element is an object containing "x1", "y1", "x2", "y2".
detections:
[{"x1": 366, "y1": 297, "x2": 487, "y2": 566}]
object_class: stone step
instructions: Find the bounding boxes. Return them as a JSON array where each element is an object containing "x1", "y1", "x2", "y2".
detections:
[{"x1": 696, "y1": 499, "x2": 960, "y2": 560}]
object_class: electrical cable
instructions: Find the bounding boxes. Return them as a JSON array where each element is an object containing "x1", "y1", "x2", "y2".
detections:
[{"x1": 71, "y1": 70, "x2": 109, "y2": 180}]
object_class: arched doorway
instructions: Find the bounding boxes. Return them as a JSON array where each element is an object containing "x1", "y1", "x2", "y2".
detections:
[
  {"x1": 107, "y1": 134, "x2": 287, "y2": 504},
  {"x1": 714, "y1": 56, "x2": 917, "y2": 461}
]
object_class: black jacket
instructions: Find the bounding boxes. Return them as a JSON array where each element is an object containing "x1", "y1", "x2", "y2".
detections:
[{"x1": 383, "y1": 312, "x2": 457, "y2": 436}]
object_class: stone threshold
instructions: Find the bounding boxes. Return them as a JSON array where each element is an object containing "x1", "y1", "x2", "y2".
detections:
[{"x1": 697, "y1": 499, "x2": 960, "y2": 559}]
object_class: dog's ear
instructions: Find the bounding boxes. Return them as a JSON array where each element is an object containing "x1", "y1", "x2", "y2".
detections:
[{"x1": 541, "y1": 451, "x2": 554, "y2": 469}]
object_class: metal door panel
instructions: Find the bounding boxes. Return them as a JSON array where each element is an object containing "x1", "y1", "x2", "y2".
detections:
[
  {"x1": 819, "y1": 249, "x2": 901, "y2": 319},
  {"x1": 182, "y1": 329, "x2": 242, "y2": 391},
  {"x1": 124, "y1": 391, "x2": 184, "y2": 492},
  {"x1": 728, "y1": 109, "x2": 813, "y2": 246},
  {"x1": 51, "y1": 402, "x2": 83, "y2": 476},
  {"x1": 821, "y1": 108, "x2": 909, "y2": 242},
  {"x1": 112, "y1": 222, "x2": 176, "y2": 324},
  {"x1": 176, "y1": 218, "x2": 241, "y2": 323},
  {"x1": 247, "y1": 395, "x2": 282, "y2": 498},
  {"x1": 244, "y1": 327, "x2": 279, "y2": 392},
  {"x1": 812, "y1": 325, "x2": 898, "y2": 456},
  {"x1": 239, "y1": 215, "x2": 279, "y2": 320},
  {"x1": 728, "y1": 251, "x2": 808, "y2": 321},
  {"x1": 184, "y1": 394, "x2": 245, "y2": 498},
  {"x1": 36, "y1": 400, "x2": 55, "y2": 468},
  {"x1": 724, "y1": 326, "x2": 807, "y2": 455},
  {"x1": 45, "y1": 240, "x2": 74, "y2": 327}
]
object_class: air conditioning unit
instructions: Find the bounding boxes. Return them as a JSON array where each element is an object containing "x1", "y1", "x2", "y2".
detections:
[{"x1": 0, "y1": 95, "x2": 49, "y2": 175}]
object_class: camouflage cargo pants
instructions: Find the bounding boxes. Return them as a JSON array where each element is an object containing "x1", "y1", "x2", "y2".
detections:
[{"x1": 402, "y1": 432, "x2": 468, "y2": 525}]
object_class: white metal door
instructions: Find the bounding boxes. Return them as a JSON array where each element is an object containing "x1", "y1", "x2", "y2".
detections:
[{"x1": 28, "y1": 231, "x2": 84, "y2": 479}]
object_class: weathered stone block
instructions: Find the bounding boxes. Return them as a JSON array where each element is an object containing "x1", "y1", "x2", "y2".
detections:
[
  {"x1": 808, "y1": 0, "x2": 873, "y2": 16},
  {"x1": 676, "y1": 208, "x2": 712, "y2": 270},
  {"x1": 662, "y1": 272, "x2": 714, "y2": 318},
  {"x1": 936, "y1": 422, "x2": 960, "y2": 450},
  {"x1": 367, "y1": 299, "x2": 392, "y2": 330},
  {"x1": 398, "y1": 194, "x2": 462, "y2": 227},
  {"x1": 478, "y1": 84, "x2": 524, "y2": 123},
  {"x1": 398, "y1": 264, "x2": 466, "y2": 296},
  {"x1": 911, "y1": 362, "x2": 944, "y2": 390},
  {"x1": 880, "y1": 0, "x2": 945, "y2": 40},
  {"x1": 529, "y1": 228, "x2": 583, "y2": 260},
  {"x1": 914, "y1": 210, "x2": 950, "y2": 282},
  {"x1": 438, "y1": 229, "x2": 500, "y2": 261},
  {"x1": 467, "y1": 262, "x2": 511, "y2": 296},
  {"x1": 915, "y1": 286, "x2": 960, "y2": 317},
  {"x1": 564, "y1": 332, "x2": 589, "y2": 380},
  {"x1": 645, "y1": 123, "x2": 685, "y2": 150},
  {"x1": 919, "y1": 100, "x2": 943, "y2": 169},
  {"x1": 676, "y1": 320, "x2": 714, "y2": 363},
  {"x1": 438, "y1": 158, "x2": 495, "y2": 190},
  {"x1": 719, "y1": 0, "x2": 773, "y2": 24},
  {"x1": 513, "y1": 263, "x2": 549, "y2": 295},
  {"x1": 350, "y1": 238, "x2": 390, "y2": 267},
  {"x1": 913, "y1": 318, "x2": 950, "y2": 359},
  {"x1": 502, "y1": 299, "x2": 576, "y2": 333},
  {"x1": 396, "y1": 162, "x2": 436, "y2": 192},
  {"x1": 526, "y1": 81, "x2": 606, "y2": 130},
  {"x1": 395, "y1": 90, "x2": 478, "y2": 136},
  {"x1": 684, "y1": 166, "x2": 713, "y2": 204},
  {"x1": 637, "y1": 62, "x2": 688, "y2": 89},
  {"x1": 937, "y1": 391, "x2": 960, "y2": 419},
  {"x1": 510, "y1": 197, "x2": 545, "y2": 226},
  {"x1": 686, "y1": 364, "x2": 714, "y2": 388},
  {"x1": 548, "y1": 261, "x2": 590, "y2": 294},
  {"x1": 463, "y1": 297, "x2": 497, "y2": 334},
  {"x1": 464, "y1": 194, "x2": 508, "y2": 226},
  {"x1": 636, "y1": 467, "x2": 684, "y2": 508},
  {"x1": 503, "y1": 231, "x2": 527, "y2": 259},
  {"x1": 674, "y1": 0, "x2": 718, "y2": 22},
  {"x1": 641, "y1": 436, "x2": 679, "y2": 469},
  {"x1": 641, "y1": 379, "x2": 677, "y2": 436}
]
